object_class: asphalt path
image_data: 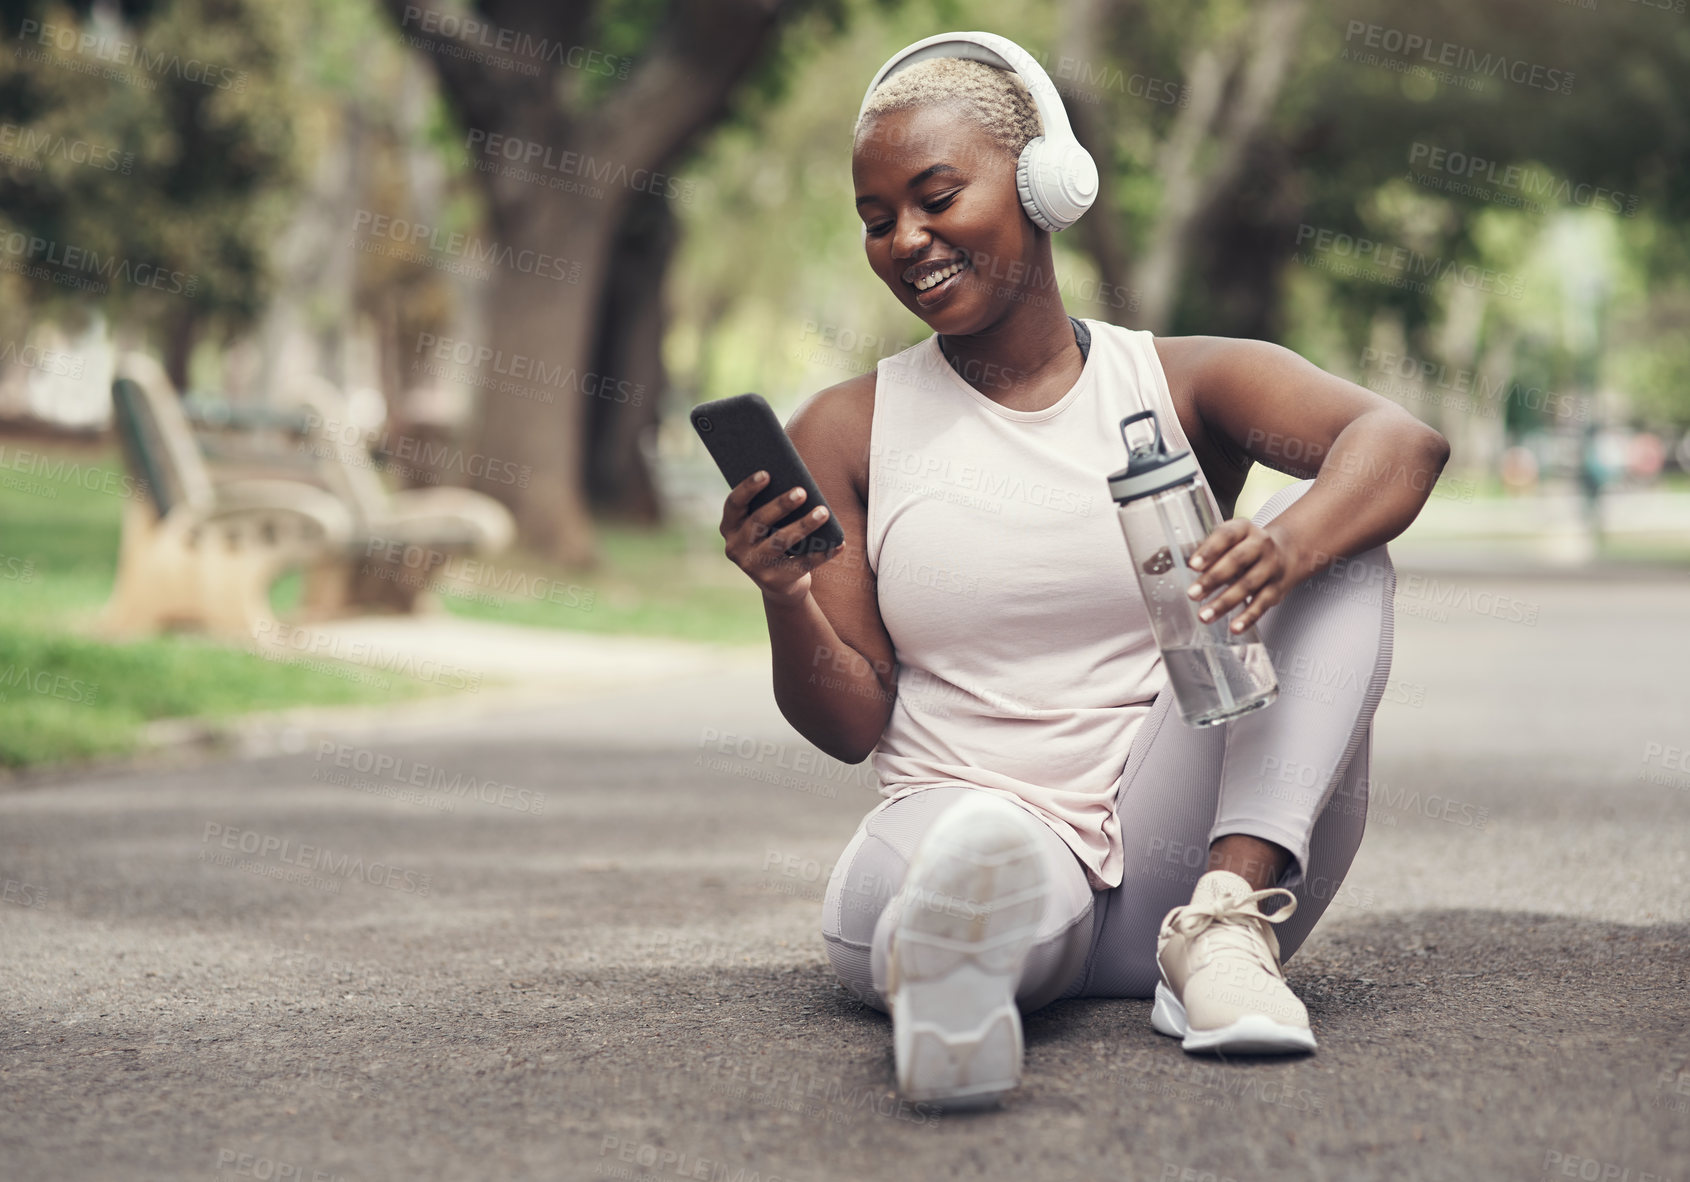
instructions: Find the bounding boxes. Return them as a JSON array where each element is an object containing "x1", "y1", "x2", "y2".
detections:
[{"x1": 2, "y1": 573, "x2": 1687, "y2": 1182}]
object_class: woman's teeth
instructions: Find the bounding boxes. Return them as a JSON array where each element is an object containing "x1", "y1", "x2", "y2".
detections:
[{"x1": 915, "y1": 261, "x2": 964, "y2": 291}]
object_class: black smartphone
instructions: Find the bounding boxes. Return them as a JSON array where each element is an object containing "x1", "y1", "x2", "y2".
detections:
[{"x1": 690, "y1": 393, "x2": 845, "y2": 559}]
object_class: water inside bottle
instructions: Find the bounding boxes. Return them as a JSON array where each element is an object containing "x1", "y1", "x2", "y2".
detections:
[{"x1": 1161, "y1": 642, "x2": 1278, "y2": 726}]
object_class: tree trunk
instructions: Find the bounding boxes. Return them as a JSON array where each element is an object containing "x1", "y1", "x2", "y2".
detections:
[
  {"x1": 586, "y1": 194, "x2": 677, "y2": 522},
  {"x1": 1188, "y1": 135, "x2": 1302, "y2": 340},
  {"x1": 164, "y1": 307, "x2": 197, "y2": 394},
  {"x1": 1065, "y1": 0, "x2": 1306, "y2": 334},
  {"x1": 1061, "y1": 0, "x2": 1135, "y2": 317},
  {"x1": 378, "y1": 0, "x2": 798, "y2": 562},
  {"x1": 472, "y1": 191, "x2": 617, "y2": 567}
]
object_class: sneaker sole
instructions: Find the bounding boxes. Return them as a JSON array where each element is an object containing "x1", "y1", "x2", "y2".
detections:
[
  {"x1": 888, "y1": 798, "x2": 1050, "y2": 1108},
  {"x1": 1152, "y1": 981, "x2": 1317, "y2": 1055}
]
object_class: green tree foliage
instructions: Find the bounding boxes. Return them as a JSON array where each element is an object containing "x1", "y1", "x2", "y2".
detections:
[
  {"x1": 668, "y1": 0, "x2": 1690, "y2": 435},
  {"x1": 0, "y1": 0, "x2": 301, "y2": 372}
]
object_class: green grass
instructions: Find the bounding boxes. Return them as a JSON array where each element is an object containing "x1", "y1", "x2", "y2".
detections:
[
  {"x1": 433, "y1": 524, "x2": 770, "y2": 645},
  {"x1": 0, "y1": 627, "x2": 400, "y2": 766},
  {"x1": 0, "y1": 441, "x2": 767, "y2": 768},
  {"x1": 0, "y1": 443, "x2": 412, "y2": 768},
  {"x1": 1585, "y1": 536, "x2": 1690, "y2": 565}
]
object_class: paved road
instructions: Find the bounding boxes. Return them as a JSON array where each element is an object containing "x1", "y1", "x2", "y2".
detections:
[{"x1": 2, "y1": 573, "x2": 1688, "y2": 1182}]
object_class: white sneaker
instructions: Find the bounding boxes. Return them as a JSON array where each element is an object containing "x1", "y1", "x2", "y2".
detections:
[
  {"x1": 884, "y1": 794, "x2": 1051, "y2": 1107},
  {"x1": 1152, "y1": 869, "x2": 1316, "y2": 1055}
]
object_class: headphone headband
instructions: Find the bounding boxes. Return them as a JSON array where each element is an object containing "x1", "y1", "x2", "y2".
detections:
[
  {"x1": 856, "y1": 31, "x2": 1076, "y2": 143},
  {"x1": 857, "y1": 30, "x2": 1097, "y2": 232}
]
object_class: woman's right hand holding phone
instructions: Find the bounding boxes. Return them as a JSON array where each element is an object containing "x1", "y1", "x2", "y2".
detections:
[{"x1": 720, "y1": 470, "x2": 843, "y2": 605}]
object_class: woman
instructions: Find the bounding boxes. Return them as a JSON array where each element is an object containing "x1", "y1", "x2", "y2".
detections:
[{"x1": 716, "y1": 36, "x2": 1448, "y2": 1107}]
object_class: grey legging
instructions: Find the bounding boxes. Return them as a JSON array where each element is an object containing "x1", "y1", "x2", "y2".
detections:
[{"x1": 820, "y1": 480, "x2": 1394, "y2": 1012}]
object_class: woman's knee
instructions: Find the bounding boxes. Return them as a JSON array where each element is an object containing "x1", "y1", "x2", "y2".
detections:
[
  {"x1": 819, "y1": 826, "x2": 901, "y2": 1011},
  {"x1": 1297, "y1": 543, "x2": 1396, "y2": 613},
  {"x1": 1251, "y1": 548, "x2": 1395, "y2": 759},
  {"x1": 1260, "y1": 530, "x2": 1395, "y2": 649},
  {"x1": 1251, "y1": 478, "x2": 1316, "y2": 527},
  {"x1": 822, "y1": 932, "x2": 887, "y2": 1012},
  {"x1": 1250, "y1": 479, "x2": 1398, "y2": 613}
]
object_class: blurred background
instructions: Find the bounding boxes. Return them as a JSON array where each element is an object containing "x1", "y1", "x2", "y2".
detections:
[{"x1": 1, "y1": 0, "x2": 1687, "y2": 769}]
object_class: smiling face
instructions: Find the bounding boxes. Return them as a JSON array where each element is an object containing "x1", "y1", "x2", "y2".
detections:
[{"x1": 852, "y1": 104, "x2": 1049, "y2": 337}]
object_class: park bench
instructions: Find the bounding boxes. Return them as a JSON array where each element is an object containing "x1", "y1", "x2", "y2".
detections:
[
  {"x1": 283, "y1": 374, "x2": 516, "y2": 615},
  {"x1": 99, "y1": 353, "x2": 354, "y2": 642}
]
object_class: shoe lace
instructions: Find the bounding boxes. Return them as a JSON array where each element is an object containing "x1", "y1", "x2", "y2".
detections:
[{"x1": 1166, "y1": 887, "x2": 1298, "y2": 977}]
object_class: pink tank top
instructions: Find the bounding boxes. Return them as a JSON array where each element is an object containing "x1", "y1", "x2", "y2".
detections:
[{"x1": 863, "y1": 320, "x2": 1218, "y2": 891}]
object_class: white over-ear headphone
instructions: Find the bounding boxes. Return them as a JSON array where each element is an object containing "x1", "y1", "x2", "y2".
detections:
[{"x1": 858, "y1": 30, "x2": 1099, "y2": 233}]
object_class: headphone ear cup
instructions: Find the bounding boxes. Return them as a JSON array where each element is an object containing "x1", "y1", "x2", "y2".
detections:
[
  {"x1": 1054, "y1": 141, "x2": 1099, "y2": 224},
  {"x1": 1017, "y1": 138, "x2": 1096, "y2": 233},
  {"x1": 1016, "y1": 139, "x2": 1062, "y2": 232}
]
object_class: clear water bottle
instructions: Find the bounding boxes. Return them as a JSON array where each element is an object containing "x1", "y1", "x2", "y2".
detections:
[{"x1": 1106, "y1": 409, "x2": 1278, "y2": 726}]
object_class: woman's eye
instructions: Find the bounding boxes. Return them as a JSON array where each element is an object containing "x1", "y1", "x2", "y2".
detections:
[{"x1": 863, "y1": 192, "x2": 957, "y2": 236}]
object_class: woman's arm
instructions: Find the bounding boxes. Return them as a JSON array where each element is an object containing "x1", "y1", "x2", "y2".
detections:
[
  {"x1": 1156, "y1": 335, "x2": 1451, "y2": 633},
  {"x1": 719, "y1": 372, "x2": 897, "y2": 764}
]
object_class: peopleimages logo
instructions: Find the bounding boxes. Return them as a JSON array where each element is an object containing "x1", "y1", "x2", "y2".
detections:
[
  {"x1": 215, "y1": 1147, "x2": 346, "y2": 1181},
  {"x1": 464, "y1": 130, "x2": 696, "y2": 204},
  {"x1": 399, "y1": 6, "x2": 633, "y2": 77},
  {"x1": 1639, "y1": 741, "x2": 1690, "y2": 791},
  {"x1": 1407, "y1": 143, "x2": 1640, "y2": 217},
  {"x1": 1340, "y1": 20, "x2": 1574, "y2": 95},
  {"x1": 1397, "y1": 575, "x2": 1540, "y2": 626},
  {"x1": 1361, "y1": 346, "x2": 1590, "y2": 424},
  {"x1": 201, "y1": 823, "x2": 432, "y2": 896},
  {"x1": 313, "y1": 740, "x2": 546, "y2": 816},
  {"x1": 350, "y1": 210, "x2": 582, "y2": 284},
  {"x1": 301, "y1": 412, "x2": 532, "y2": 488},
  {"x1": 16, "y1": 18, "x2": 249, "y2": 91},
  {"x1": 0, "y1": 123, "x2": 132, "y2": 173},
  {"x1": 1294, "y1": 223, "x2": 1526, "y2": 300},
  {"x1": 0, "y1": 340, "x2": 84, "y2": 378},
  {"x1": 869, "y1": 440, "x2": 1098, "y2": 518},
  {"x1": 1024, "y1": 48, "x2": 1188, "y2": 107},
  {"x1": 0, "y1": 552, "x2": 37, "y2": 583},
  {"x1": 0, "y1": 231, "x2": 198, "y2": 296},
  {"x1": 598, "y1": 1136, "x2": 799, "y2": 1182},
  {"x1": 249, "y1": 617, "x2": 483, "y2": 692},
  {"x1": 0, "y1": 443, "x2": 150, "y2": 502},
  {"x1": 0, "y1": 665, "x2": 98, "y2": 705},
  {"x1": 412, "y1": 332, "x2": 644, "y2": 405}
]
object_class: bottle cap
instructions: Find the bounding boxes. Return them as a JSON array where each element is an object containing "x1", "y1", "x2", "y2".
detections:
[{"x1": 1106, "y1": 409, "x2": 1200, "y2": 502}]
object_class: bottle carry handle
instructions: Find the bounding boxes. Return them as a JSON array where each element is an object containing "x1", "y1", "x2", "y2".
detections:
[{"x1": 1118, "y1": 409, "x2": 1164, "y2": 458}]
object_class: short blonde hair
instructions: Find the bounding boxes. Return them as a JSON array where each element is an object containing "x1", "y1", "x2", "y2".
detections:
[{"x1": 855, "y1": 55, "x2": 1042, "y2": 160}]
